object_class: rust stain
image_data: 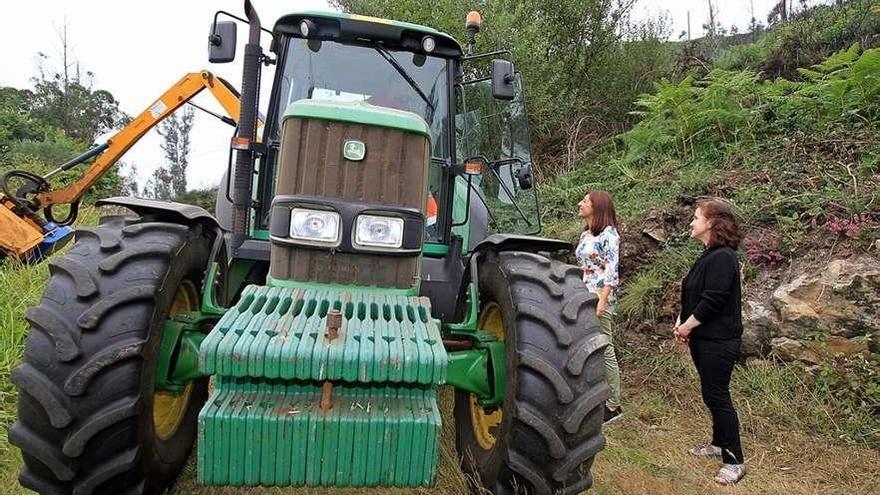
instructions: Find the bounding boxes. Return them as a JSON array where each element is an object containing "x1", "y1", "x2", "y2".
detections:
[
  {"x1": 320, "y1": 381, "x2": 333, "y2": 413},
  {"x1": 326, "y1": 308, "x2": 342, "y2": 341}
]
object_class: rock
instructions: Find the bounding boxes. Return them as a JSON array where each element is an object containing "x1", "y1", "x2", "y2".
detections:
[
  {"x1": 639, "y1": 206, "x2": 692, "y2": 245},
  {"x1": 811, "y1": 335, "x2": 869, "y2": 357},
  {"x1": 642, "y1": 226, "x2": 668, "y2": 244},
  {"x1": 770, "y1": 337, "x2": 822, "y2": 365},
  {"x1": 771, "y1": 255, "x2": 880, "y2": 340},
  {"x1": 741, "y1": 300, "x2": 776, "y2": 357}
]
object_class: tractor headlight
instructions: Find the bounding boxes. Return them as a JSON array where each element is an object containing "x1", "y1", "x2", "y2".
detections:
[
  {"x1": 354, "y1": 214, "x2": 404, "y2": 249},
  {"x1": 289, "y1": 208, "x2": 341, "y2": 246}
]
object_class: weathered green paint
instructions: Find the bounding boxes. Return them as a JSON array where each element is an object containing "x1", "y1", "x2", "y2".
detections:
[
  {"x1": 225, "y1": 258, "x2": 259, "y2": 305},
  {"x1": 442, "y1": 282, "x2": 507, "y2": 407},
  {"x1": 445, "y1": 282, "x2": 480, "y2": 334},
  {"x1": 284, "y1": 99, "x2": 431, "y2": 138},
  {"x1": 446, "y1": 349, "x2": 490, "y2": 398},
  {"x1": 201, "y1": 263, "x2": 229, "y2": 316},
  {"x1": 481, "y1": 340, "x2": 507, "y2": 407},
  {"x1": 198, "y1": 382, "x2": 442, "y2": 487},
  {"x1": 197, "y1": 285, "x2": 447, "y2": 486},
  {"x1": 421, "y1": 242, "x2": 449, "y2": 257},
  {"x1": 169, "y1": 332, "x2": 206, "y2": 384},
  {"x1": 155, "y1": 311, "x2": 217, "y2": 393},
  {"x1": 275, "y1": 10, "x2": 461, "y2": 53},
  {"x1": 200, "y1": 285, "x2": 445, "y2": 382},
  {"x1": 266, "y1": 275, "x2": 419, "y2": 296},
  {"x1": 444, "y1": 335, "x2": 506, "y2": 407},
  {"x1": 250, "y1": 228, "x2": 270, "y2": 241}
]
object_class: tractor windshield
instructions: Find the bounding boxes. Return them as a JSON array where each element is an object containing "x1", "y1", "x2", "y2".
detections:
[{"x1": 273, "y1": 37, "x2": 450, "y2": 159}]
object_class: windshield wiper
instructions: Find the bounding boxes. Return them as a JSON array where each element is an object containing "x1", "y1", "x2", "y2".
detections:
[{"x1": 373, "y1": 43, "x2": 435, "y2": 117}]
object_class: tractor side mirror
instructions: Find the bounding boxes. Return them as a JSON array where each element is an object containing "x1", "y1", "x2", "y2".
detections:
[
  {"x1": 491, "y1": 59, "x2": 515, "y2": 101},
  {"x1": 208, "y1": 21, "x2": 237, "y2": 63},
  {"x1": 515, "y1": 165, "x2": 534, "y2": 190}
]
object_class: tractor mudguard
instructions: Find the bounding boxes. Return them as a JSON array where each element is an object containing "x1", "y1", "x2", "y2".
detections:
[
  {"x1": 96, "y1": 196, "x2": 221, "y2": 229},
  {"x1": 471, "y1": 233, "x2": 572, "y2": 256}
]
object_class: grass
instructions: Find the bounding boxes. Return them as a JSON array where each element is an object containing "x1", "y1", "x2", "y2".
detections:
[{"x1": 0, "y1": 258, "x2": 49, "y2": 486}]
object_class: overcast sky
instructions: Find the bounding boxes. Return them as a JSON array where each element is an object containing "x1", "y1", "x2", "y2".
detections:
[{"x1": 1, "y1": 0, "x2": 813, "y2": 191}]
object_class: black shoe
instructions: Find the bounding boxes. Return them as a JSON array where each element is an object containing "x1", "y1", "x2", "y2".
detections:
[{"x1": 603, "y1": 406, "x2": 623, "y2": 424}]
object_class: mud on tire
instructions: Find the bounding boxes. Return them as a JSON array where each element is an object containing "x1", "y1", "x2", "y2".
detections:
[
  {"x1": 454, "y1": 251, "x2": 610, "y2": 495},
  {"x1": 11, "y1": 215, "x2": 212, "y2": 495}
]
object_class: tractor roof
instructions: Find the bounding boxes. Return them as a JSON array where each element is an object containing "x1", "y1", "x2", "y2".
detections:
[{"x1": 273, "y1": 11, "x2": 463, "y2": 57}]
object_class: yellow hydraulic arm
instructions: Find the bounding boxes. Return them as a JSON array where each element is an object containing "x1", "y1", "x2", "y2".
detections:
[
  {"x1": 39, "y1": 70, "x2": 245, "y2": 206},
  {"x1": 0, "y1": 70, "x2": 250, "y2": 259}
]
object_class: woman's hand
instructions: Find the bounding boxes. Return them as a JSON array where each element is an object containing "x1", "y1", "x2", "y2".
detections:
[
  {"x1": 673, "y1": 324, "x2": 692, "y2": 344},
  {"x1": 596, "y1": 298, "x2": 607, "y2": 317}
]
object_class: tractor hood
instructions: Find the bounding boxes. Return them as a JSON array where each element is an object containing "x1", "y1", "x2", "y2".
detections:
[
  {"x1": 283, "y1": 100, "x2": 430, "y2": 138},
  {"x1": 268, "y1": 99, "x2": 431, "y2": 290}
]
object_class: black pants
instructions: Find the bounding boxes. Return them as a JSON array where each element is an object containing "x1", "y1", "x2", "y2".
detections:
[{"x1": 689, "y1": 338, "x2": 744, "y2": 465}]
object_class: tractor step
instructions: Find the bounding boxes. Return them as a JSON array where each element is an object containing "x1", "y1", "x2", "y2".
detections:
[
  {"x1": 197, "y1": 285, "x2": 447, "y2": 488},
  {"x1": 197, "y1": 380, "x2": 441, "y2": 487}
]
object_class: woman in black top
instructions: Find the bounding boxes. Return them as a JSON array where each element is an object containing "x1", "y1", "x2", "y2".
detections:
[{"x1": 674, "y1": 198, "x2": 746, "y2": 485}]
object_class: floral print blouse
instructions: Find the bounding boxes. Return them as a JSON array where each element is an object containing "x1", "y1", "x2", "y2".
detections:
[{"x1": 575, "y1": 226, "x2": 621, "y2": 304}]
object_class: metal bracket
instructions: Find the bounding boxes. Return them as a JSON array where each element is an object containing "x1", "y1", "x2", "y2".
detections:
[{"x1": 155, "y1": 311, "x2": 217, "y2": 394}]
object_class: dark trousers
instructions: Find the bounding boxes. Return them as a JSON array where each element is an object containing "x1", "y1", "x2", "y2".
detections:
[{"x1": 689, "y1": 338, "x2": 744, "y2": 465}]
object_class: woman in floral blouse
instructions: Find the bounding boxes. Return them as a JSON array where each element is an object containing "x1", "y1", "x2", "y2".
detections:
[{"x1": 575, "y1": 191, "x2": 622, "y2": 423}]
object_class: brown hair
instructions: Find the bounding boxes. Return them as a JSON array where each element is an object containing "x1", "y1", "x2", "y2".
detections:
[
  {"x1": 696, "y1": 198, "x2": 742, "y2": 249},
  {"x1": 587, "y1": 191, "x2": 619, "y2": 236}
]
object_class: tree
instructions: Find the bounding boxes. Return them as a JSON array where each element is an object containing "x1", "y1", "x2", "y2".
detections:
[
  {"x1": 143, "y1": 166, "x2": 174, "y2": 200},
  {"x1": 152, "y1": 106, "x2": 195, "y2": 198},
  {"x1": 330, "y1": 0, "x2": 666, "y2": 165},
  {"x1": 24, "y1": 24, "x2": 128, "y2": 143},
  {"x1": 117, "y1": 163, "x2": 139, "y2": 197},
  {"x1": 0, "y1": 87, "x2": 43, "y2": 148}
]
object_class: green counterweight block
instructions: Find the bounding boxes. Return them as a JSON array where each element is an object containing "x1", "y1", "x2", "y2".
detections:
[{"x1": 197, "y1": 285, "x2": 447, "y2": 488}]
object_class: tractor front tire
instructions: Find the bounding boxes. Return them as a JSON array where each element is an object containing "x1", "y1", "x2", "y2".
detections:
[
  {"x1": 11, "y1": 215, "x2": 212, "y2": 495},
  {"x1": 455, "y1": 251, "x2": 609, "y2": 495}
]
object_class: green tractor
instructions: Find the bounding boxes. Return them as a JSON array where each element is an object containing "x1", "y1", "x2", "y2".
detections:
[{"x1": 11, "y1": 2, "x2": 609, "y2": 494}]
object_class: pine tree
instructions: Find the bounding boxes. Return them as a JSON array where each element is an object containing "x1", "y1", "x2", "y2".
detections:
[{"x1": 155, "y1": 106, "x2": 195, "y2": 198}]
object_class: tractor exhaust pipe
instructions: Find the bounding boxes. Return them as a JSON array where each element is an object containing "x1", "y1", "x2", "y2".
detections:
[{"x1": 230, "y1": 0, "x2": 262, "y2": 254}]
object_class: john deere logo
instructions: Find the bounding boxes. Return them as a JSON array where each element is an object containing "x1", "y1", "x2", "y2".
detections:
[{"x1": 343, "y1": 140, "x2": 366, "y2": 161}]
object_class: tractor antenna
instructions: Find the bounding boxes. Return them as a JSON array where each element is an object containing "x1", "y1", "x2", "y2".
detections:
[{"x1": 465, "y1": 11, "x2": 481, "y2": 56}]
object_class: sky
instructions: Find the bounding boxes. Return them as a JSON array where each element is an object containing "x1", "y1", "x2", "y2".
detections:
[{"x1": 1, "y1": 0, "x2": 818, "y2": 191}]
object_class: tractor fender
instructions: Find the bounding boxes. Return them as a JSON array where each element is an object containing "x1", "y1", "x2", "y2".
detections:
[
  {"x1": 470, "y1": 233, "x2": 571, "y2": 256},
  {"x1": 95, "y1": 196, "x2": 226, "y2": 299},
  {"x1": 96, "y1": 196, "x2": 221, "y2": 230}
]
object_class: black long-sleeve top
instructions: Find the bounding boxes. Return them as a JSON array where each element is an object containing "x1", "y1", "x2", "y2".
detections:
[{"x1": 679, "y1": 245, "x2": 743, "y2": 340}]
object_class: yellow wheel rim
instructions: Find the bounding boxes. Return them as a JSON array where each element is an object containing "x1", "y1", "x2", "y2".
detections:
[
  {"x1": 470, "y1": 302, "x2": 505, "y2": 450},
  {"x1": 153, "y1": 280, "x2": 198, "y2": 440}
]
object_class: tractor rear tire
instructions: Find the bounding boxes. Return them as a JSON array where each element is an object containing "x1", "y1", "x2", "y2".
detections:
[
  {"x1": 11, "y1": 215, "x2": 212, "y2": 495},
  {"x1": 454, "y1": 251, "x2": 609, "y2": 495}
]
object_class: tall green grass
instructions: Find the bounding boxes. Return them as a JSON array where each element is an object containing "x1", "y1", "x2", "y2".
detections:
[{"x1": 0, "y1": 259, "x2": 48, "y2": 482}]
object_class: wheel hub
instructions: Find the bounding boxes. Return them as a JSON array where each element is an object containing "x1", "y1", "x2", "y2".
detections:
[
  {"x1": 153, "y1": 281, "x2": 199, "y2": 440},
  {"x1": 470, "y1": 302, "x2": 505, "y2": 450}
]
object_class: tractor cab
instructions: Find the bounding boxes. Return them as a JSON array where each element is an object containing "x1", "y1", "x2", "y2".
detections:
[{"x1": 213, "y1": 9, "x2": 539, "y2": 256}]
